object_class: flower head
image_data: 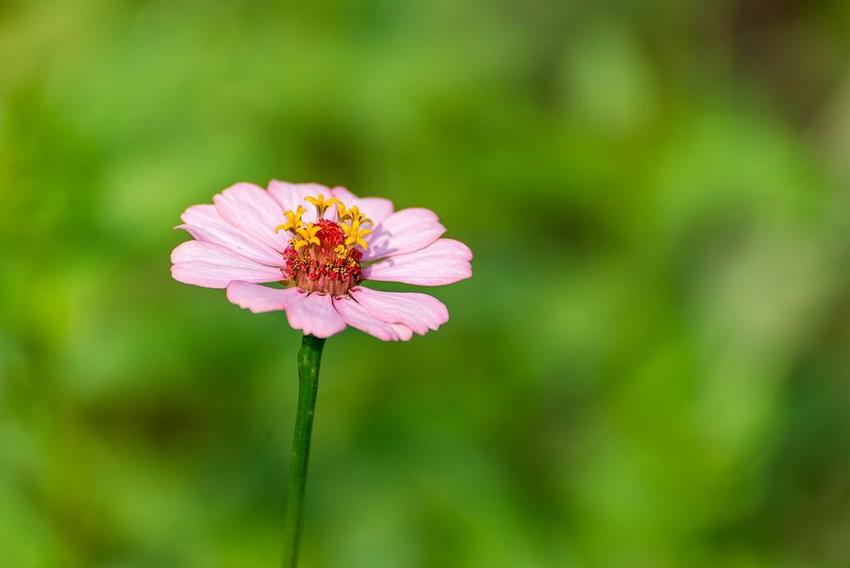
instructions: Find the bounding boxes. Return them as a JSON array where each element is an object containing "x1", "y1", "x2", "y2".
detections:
[{"x1": 172, "y1": 181, "x2": 472, "y2": 340}]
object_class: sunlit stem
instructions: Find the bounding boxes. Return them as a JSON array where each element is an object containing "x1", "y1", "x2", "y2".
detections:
[{"x1": 281, "y1": 334, "x2": 326, "y2": 567}]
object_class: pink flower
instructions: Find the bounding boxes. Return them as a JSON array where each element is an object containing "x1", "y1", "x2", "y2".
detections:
[{"x1": 171, "y1": 181, "x2": 473, "y2": 340}]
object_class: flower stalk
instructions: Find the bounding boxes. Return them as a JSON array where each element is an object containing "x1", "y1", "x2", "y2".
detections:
[{"x1": 282, "y1": 334, "x2": 326, "y2": 567}]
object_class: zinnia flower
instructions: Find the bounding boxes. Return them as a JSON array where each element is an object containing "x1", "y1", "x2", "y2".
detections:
[{"x1": 171, "y1": 181, "x2": 473, "y2": 339}]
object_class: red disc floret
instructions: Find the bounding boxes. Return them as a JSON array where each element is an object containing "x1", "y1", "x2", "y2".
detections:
[
  {"x1": 315, "y1": 219, "x2": 345, "y2": 247},
  {"x1": 282, "y1": 219, "x2": 363, "y2": 296}
]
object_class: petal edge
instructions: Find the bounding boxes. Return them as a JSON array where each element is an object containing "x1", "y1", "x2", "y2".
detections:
[
  {"x1": 351, "y1": 287, "x2": 449, "y2": 335},
  {"x1": 171, "y1": 241, "x2": 283, "y2": 289},
  {"x1": 284, "y1": 292, "x2": 348, "y2": 338},
  {"x1": 226, "y1": 282, "x2": 301, "y2": 313},
  {"x1": 362, "y1": 239, "x2": 472, "y2": 286}
]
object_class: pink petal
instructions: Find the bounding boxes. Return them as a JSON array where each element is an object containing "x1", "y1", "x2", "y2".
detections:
[
  {"x1": 268, "y1": 180, "x2": 335, "y2": 223},
  {"x1": 226, "y1": 281, "x2": 301, "y2": 313},
  {"x1": 333, "y1": 296, "x2": 410, "y2": 341},
  {"x1": 213, "y1": 182, "x2": 290, "y2": 252},
  {"x1": 389, "y1": 324, "x2": 414, "y2": 341},
  {"x1": 362, "y1": 239, "x2": 472, "y2": 286},
  {"x1": 350, "y1": 287, "x2": 449, "y2": 335},
  {"x1": 284, "y1": 292, "x2": 348, "y2": 338},
  {"x1": 331, "y1": 187, "x2": 394, "y2": 226},
  {"x1": 171, "y1": 241, "x2": 283, "y2": 288},
  {"x1": 178, "y1": 204, "x2": 282, "y2": 267},
  {"x1": 362, "y1": 208, "x2": 445, "y2": 261}
]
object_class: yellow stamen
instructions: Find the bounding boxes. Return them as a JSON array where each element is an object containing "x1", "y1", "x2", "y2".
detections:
[
  {"x1": 334, "y1": 244, "x2": 348, "y2": 259},
  {"x1": 305, "y1": 194, "x2": 340, "y2": 219},
  {"x1": 339, "y1": 204, "x2": 373, "y2": 227},
  {"x1": 294, "y1": 222, "x2": 321, "y2": 250},
  {"x1": 275, "y1": 205, "x2": 306, "y2": 233},
  {"x1": 342, "y1": 219, "x2": 372, "y2": 250},
  {"x1": 336, "y1": 202, "x2": 352, "y2": 222}
]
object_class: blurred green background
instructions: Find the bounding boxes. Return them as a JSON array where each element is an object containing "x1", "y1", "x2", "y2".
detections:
[{"x1": 3, "y1": 0, "x2": 850, "y2": 566}]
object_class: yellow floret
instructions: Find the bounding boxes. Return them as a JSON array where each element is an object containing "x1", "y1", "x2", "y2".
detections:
[
  {"x1": 275, "y1": 205, "x2": 307, "y2": 233},
  {"x1": 294, "y1": 223, "x2": 321, "y2": 249},
  {"x1": 342, "y1": 219, "x2": 372, "y2": 250},
  {"x1": 339, "y1": 204, "x2": 373, "y2": 227},
  {"x1": 305, "y1": 194, "x2": 340, "y2": 219}
]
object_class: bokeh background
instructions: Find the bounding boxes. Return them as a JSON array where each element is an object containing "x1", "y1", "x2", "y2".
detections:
[{"x1": 3, "y1": 0, "x2": 850, "y2": 566}]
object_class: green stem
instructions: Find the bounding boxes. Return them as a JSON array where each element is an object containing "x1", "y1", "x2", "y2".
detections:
[{"x1": 282, "y1": 334, "x2": 326, "y2": 567}]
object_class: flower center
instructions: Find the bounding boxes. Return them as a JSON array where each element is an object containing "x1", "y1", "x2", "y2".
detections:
[{"x1": 275, "y1": 194, "x2": 373, "y2": 297}]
